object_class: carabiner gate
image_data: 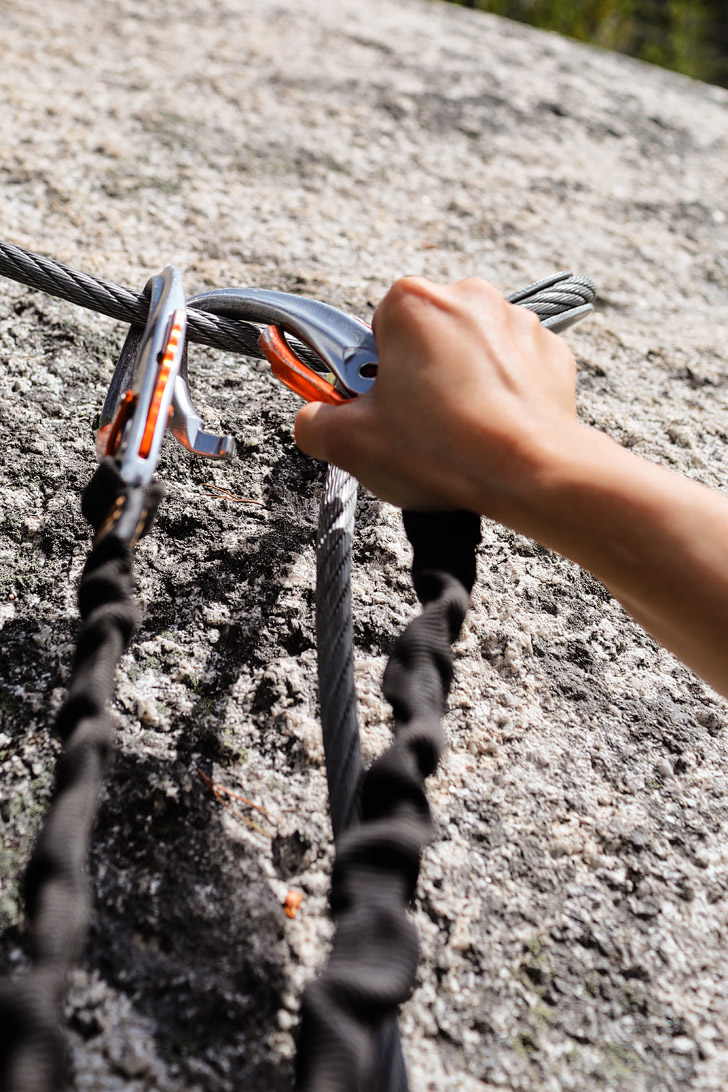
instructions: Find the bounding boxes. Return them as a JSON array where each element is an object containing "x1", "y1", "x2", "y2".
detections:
[
  {"x1": 96, "y1": 267, "x2": 235, "y2": 485},
  {"x1": 187, "y1": 287, "x2": 379, "y2": 403}
]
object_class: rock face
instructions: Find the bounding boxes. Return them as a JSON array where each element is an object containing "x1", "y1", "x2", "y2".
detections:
[{"x1": 1, "y1": 0, "x2": 728, "y2": 1089}]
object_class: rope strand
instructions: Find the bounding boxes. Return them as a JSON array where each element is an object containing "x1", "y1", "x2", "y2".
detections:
[
  {"x1": 0, "y1": 461, "x2": 163, "y2": 1092},
  {"x1": 296, "y1": 511, "x2": 481, "y2": 1092}
]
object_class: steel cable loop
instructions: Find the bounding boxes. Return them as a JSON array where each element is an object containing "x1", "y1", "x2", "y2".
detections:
[
  {"x1": 0, "y1": 461, "x2": 163, "y2": 1092},
  {"x1": 297, "y1": 510, "x2": 481, "y2": 1092},
  {"x1": 505, "y1": 271, "x2": 596, "y2": 309}
]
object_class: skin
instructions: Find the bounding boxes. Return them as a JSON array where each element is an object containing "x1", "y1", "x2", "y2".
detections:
[{"x1": 295, "y1": 276, "x2": 728, "y2": 697}]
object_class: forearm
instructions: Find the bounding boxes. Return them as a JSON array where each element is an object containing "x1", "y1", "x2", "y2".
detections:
[{"x1": 488, "y1": 424, "x2": 728, "y2": 695}]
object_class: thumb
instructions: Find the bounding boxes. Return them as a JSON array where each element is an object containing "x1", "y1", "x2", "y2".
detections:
[{"x1": 294, "y1": 400, "x2": 342, "y2": 462}]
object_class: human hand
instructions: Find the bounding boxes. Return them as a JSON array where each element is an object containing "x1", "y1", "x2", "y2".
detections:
[
  {"x1": 297, "y1": 275, "x2": 728, "y2": 696},
  {"x1": 294, "y1": 276, "x2": 582, "y2": 521}
]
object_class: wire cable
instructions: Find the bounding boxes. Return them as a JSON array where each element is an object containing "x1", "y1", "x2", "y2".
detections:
[{"x1": 298, "y1": 510, "x2": 481, "y2": 1092}]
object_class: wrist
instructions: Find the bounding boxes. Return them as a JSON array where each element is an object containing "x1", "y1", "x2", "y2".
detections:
[
  {"x1": 480, "y1": 422, "x2": 687, "y2": 588},
  {"x1": 464, "y1": 420, "x2": 612, "y2": 542}
]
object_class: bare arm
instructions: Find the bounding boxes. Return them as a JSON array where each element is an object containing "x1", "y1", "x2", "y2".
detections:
[{"x1": 295, "y1": 276, "x2": 728, "y2": 696}]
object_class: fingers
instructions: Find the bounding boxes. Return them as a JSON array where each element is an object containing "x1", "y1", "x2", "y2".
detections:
[{"x1": 373, "y1": 275, "x2": 504, "y2": 339}]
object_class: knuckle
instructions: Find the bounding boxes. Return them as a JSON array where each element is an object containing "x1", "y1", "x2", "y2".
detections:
[
  {"x1": 374, "y1": 277, "x2": 440, "y2": 334},
  {"x1": 385, "y1": 275, "x2": 433, "y2": 309},
  {"x1": 457, "y1": 277, "x2": 505, "y2": 312},
  {"x1": 459, "y1": 276, "x2": 501, "y2": 299}
]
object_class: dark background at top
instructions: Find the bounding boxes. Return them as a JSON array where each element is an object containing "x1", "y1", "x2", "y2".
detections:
[{"x1": 448, "y1": 0, "x2": 728, "y2": 88}]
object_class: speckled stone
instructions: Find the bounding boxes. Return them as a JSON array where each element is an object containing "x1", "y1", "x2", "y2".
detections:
[{"x1": 1, "y1": 1, "x2": 728, "y2": 1090}]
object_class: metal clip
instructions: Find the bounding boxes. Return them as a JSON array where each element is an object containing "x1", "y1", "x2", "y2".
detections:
[
  {"x1": 187, "y1": 275, "x2": 595, "y2": 406},
  {"x1": 187, "y1": 287, "x2": 379, "y2": 403},
  {"x1": 96, "y1": 267, "x2": 235, "y2": 484}
]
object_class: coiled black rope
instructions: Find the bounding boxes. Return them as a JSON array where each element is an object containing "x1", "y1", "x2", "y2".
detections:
[
  {"x1": 296, "y1": 510, "x2": 481, "y2": 1092},
  {"x1": 0, "y1": 460, "x2": 162, "y2": 1092}
]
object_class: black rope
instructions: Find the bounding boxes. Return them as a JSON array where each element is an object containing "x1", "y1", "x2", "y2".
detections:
[
  {"x1": 296, "y1": 510, "x2": 481, "y2": 1092},
  {"x1": 0, "y1": 460, "x2": 163, "y2": 1092}
]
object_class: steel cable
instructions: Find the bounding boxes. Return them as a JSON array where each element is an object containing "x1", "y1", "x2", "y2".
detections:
[
  {"x1": 0, "y1": 238, "x2": 318, "y2": 362},
  {"x1": 314, "y1": 466, "x2": 409, "y2": 1091},
  {"x1": 315, "y1": 466, "x2": 363, "y2": 839},
  {"x1": 0, "y1": 239, "x2": 595, "y2": 362},
  {"x1": 505, "y1": 272, "x2": 595, "y2": 312}
]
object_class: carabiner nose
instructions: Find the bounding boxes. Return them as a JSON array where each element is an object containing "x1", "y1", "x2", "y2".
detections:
[
  {"x1": 168, "y1": 341, "x2": 236, "y2": 459},
  {"x1": 187, "y1": 287, "x2": 379, "y2": 401}
]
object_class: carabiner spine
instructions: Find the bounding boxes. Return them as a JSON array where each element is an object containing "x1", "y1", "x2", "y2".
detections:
[{"x1": 97, "y1": 267, "x2": 188, "y2": 486}]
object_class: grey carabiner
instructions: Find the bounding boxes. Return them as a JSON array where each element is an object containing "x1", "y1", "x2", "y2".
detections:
[
  {"x1": 97, "y1": 267, "x2": 235, "y2": 482},
  {"x1": 96, "y1": 266, "x2": 187, "y2": 486},
  {"x1": 187, "y1": 287, "x2": 378, "y2": 397}
]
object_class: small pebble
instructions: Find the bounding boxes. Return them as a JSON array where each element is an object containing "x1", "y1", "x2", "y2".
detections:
[
  {"x1": 670, "y1": 1036, "x2": 696, "y2": 1055},
  {"x1": 277, "y1": 1009, "x2": 296, "y2": 1032}
]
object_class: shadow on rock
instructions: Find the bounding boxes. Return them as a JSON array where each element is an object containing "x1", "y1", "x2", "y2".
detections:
[{"x1": 84, "y1": 750, "x2": 291, "y2": 1092}]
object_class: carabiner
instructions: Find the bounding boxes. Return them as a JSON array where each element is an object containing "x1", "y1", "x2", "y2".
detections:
[
  {"x1": 96, "y1": 267, "x2": 235, "y2": 485},
  {"x1": 187, "y1": 275, "x2": 595, "y2": 406},
  {"x1": 96, "y1": 266, "x2": 187, "y2": 485},
  {"x1": 187, "y1": 287, "x2": 378, "y2": 403}
]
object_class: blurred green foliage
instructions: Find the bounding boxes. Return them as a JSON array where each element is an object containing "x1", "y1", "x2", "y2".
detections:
[{"x1": 447, "y1": 0, "x2": 728, "y2": 87}]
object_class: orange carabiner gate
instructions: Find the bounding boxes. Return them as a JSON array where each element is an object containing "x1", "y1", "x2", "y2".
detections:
[{"x1": 258, "y1": 325, "x2": 349, "y2": 405}]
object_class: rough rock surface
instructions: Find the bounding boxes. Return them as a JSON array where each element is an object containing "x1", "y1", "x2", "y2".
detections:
[{"x1": 1, "y1": 0, "x2": 728, "y2": 1089}]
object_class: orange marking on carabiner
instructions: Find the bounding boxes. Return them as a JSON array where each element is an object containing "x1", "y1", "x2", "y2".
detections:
[
  {"x1": 138, "y1": 318, "x2": 184, "y2": 458},
  {"x1": 258, "y1": 325, "x2": 349, "y2": 405},
  {"x1": 104, "y1": 390, "x2": 136, "y2": 457}
]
